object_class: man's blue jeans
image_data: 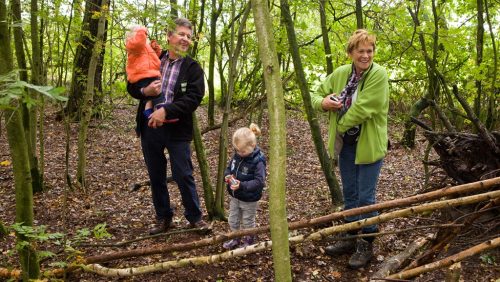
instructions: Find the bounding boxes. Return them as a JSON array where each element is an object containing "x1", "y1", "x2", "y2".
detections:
[
  {"x1": 339, "y1": 142, "x2": 383, "y2": 233},
  {"x1": 140, "y1": 122, "x2": 202, "y2": 224}
]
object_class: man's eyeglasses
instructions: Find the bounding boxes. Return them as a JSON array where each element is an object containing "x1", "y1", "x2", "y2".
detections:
[{"x1": 174, "y1": 31, "x2": 192, "y2": 40}]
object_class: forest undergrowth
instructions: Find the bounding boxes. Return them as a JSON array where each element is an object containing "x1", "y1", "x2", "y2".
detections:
[{"x1": 0, "y1": 103, "x2": 498, "y2": 281}]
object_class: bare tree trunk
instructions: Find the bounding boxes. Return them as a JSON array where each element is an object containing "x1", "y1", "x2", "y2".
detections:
[
  {"x1": 170, "y1": 0, "x2": 178, "y2": 19},
  {"x1": 192, "y1": 112, "x2": 219, "y2": 218},
  {"x1": 64, "y1": 0, "x2": 106, "y2": 121},
  {"x1": 473, "y1": 0, "x2": 484, "y2": 118},
  {"x1": 252, "y1": 0, "x2": 291, "y2": 280},
  {"x1": 214, "y1": 2, "x2": 250, "y2": 220},
  {"x1": 402, "y1": 0, "x2": 440, "y2": 147},
  {"x1": 484, "y1": 0, "x2": 498, "y2": 130},
  {"x1": 76, "y1": 0, "x2": 108, "y2": 188},
  {"x1": 0, "y1": 1, "x2": 39, "y2": 278},
  {"x1": 280, "y1": 0, "x2": 342, "y2": 207},
  {"x1": 355, "y1": 0, "x2": 363, "y2": 28},
  {"x1": 318, "y1": 0, "x2": 333, "y2": 75},
  {"x1": 207, "y1": 0, "x2": 222, "y2": 127}
]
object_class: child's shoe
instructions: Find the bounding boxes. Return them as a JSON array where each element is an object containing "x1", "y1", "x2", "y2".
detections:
[
  {"x1": 143, "y1": 108, "x2": 153, "y2": 119},
  {"x1": 223, "y1": 238, "x2": 240, "y2": 250},
  {"x1": 239, "y1": 236, "x2": 255, "y2": 248}
]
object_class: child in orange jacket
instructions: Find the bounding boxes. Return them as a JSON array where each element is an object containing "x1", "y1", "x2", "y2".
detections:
[{"x1": 125, "y1": 26, "x2": 164, "y2": 119}]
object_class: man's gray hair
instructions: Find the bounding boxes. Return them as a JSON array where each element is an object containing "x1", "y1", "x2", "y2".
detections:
[{"x1": 167, "y1": 18, "x2": 193, "y2": 35}]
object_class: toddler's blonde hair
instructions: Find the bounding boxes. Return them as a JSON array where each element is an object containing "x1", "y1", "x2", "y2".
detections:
[
  {"x1": 125, "y1": 25, "x2": 150, "y2": 45},
  {"x1": 232, "y1": 123, "x2": 261, "y2": 151}
]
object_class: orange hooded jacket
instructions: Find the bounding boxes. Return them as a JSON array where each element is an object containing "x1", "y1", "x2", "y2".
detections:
[{"x1": 126, "y1": 27, "x2": 161, "y2": 83}]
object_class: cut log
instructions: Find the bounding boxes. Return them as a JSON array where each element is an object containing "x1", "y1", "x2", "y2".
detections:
[{"x1": 371, "y1": 235, "x2": 432, "y2": 280}]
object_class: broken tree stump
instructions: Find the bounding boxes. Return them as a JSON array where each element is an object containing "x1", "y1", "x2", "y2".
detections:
[{"x1": 423, "y1": 131, "x2": 500, "y2": 183}]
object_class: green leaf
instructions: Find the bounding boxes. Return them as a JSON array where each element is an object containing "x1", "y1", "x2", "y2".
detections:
[{"x1": 38, "y1": 250, "x2": 56, "y2": 260}]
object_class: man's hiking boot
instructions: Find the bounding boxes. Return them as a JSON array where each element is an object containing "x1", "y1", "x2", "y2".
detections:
[
  {"x1": 149, "y1": 218, "x2": 174, "y2": 235},
  {"x1": 348, "y1": 238, "x2": 373, "y2": 269}
]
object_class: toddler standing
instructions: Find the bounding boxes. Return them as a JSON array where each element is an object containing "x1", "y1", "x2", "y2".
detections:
[{"x1": 223, "y1": 123, "x2": 266, "y2": 249}]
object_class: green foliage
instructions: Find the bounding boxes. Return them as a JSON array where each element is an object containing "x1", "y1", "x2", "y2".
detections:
[
  {"x1": 480, "y1": 253, "x2": 496, "y2": 265},
  {"x1": 0, "y1": 70, "x2": 67, "y2": 109},
  {"x1": 92, "y1": 223, "x2": 112, "y2": 239},
  {"x1": 5, "y1": 222, "x2": 112, "y2": 268}
]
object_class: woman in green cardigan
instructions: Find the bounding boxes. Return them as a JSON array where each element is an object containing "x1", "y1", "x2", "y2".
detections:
[{"x1": 311, "y1": 29, "x2": 389, "y2": 269}]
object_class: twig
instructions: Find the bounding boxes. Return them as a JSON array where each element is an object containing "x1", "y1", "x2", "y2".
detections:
[
  {"x1": 83, "y1": 177, "x2": 500, "y2": 264},
  {"x1": 326, "y1": 224, "x2": 463, "y2": 241},
  {"x1": 77, "y1": 228, "x2": 203, "y2": 248},
  {"x1": 370, "y1": 277, "x2": 412, "y2": 282},
  {"x1": 387, "y1": 237, "x2": 500, "y2": 280},
  {"x1": 452, "y1": 84, "x2": 500, "y2": 157},
  {"x1": 83, "y1": 191, "x2": 500, "y2": 277}
]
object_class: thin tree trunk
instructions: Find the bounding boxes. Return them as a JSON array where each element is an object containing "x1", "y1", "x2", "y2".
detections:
[
  {"x1": 0, "y1": 1, "x2": 39, "y2": 278},
  {"x1": 484, "y1": 0, "x2": 498, "y2": 130},
  {"x1": 251, "y1": 0, "x2": 291, "y2": 280},
  {"x1": 402, "y1": 1, "x2": 441, "y2": 147},
  {"x1": 214, "y1": 1, "x2": 250, "y2": 220},
  {"x1": 473, "y1": 0, "x2": 484, "y2": 118},
  {"x1": 170, "y1": 0, "x2": 178, "y2": 19},
  {"x1": 64, "y1": 0, "x2": 106, "y2": 121},
  {"x1": 280, "y1": 0, "x2": 342, "y2": 207},
  {"x1": 355, "y1": 0, "x2": 363, "y2": 28},
  {"x1": 76, "y1": 0, "x2": 108, "y2": 188},
  {"x1": 318, "y1": 0, "x2": 333, "y2": 75},
  {"x1": 192, "y1": 112, "x2": 219, "y2": 218}
]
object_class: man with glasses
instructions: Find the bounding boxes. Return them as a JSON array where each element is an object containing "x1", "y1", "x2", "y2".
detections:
[{"x1": 127, "y1": 18, "x2": 208, "y2": 235}]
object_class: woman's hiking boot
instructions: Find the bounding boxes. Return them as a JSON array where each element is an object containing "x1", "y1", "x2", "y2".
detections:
[
  {"x1": 348, "y1": 238, "x2": 373, "y2": 269},
  {"x1": 324, "y1": 233, "x2": 356, "y2": 256}
]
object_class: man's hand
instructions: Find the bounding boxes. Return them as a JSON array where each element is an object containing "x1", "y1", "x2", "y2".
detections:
[
  {"x1": 142, "y1": 80, "x2": 162, "y2": 97},
  {"x1": 321, "y1": 94, "x2": 342, "y2": 111},
  {"x1": 148, "y1": 107, "x2": 167, "y2": 128}
]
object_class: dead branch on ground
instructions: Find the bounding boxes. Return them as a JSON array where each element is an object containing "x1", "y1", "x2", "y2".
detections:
[
  {"x1": 387, "y1": 237, "x2": 500, "y2": 280},
  {"x1": 83, "y1": 177, "x2": 500, "y2": 264}
]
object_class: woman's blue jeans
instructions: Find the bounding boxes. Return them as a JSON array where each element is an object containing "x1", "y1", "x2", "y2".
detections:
[{"x1": 339, "y1": 142, "x2": 383, "y2": 233}]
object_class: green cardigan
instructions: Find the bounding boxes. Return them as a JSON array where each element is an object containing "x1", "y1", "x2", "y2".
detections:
[{"x1": 311, "y1": 62, "x2": 389, "y2": 164}]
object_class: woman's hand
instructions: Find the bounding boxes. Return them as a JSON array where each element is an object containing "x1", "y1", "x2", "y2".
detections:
[
  {"x1": 321, "y1": 94, "x2": 342, "y2": 111},
  {"x1": 142, "y1": 80, "x2": 162, "y2": 97},
  {"x1": 148, "y1": 107, "x2": 167, "y2": 128}
]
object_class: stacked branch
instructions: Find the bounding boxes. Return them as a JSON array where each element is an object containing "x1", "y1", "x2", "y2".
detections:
[
  {"x1": 82, "y1": 189, "x2": 500, "y2": 277},
  {"x1": 3, "y1": 178, "x2": 498, "y2": 279},
  {"x1": 84, "y1": 177, "x2": 500, "y2": 264}
]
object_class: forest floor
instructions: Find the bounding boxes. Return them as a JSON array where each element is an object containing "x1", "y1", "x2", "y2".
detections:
[{"x1": 0, "y1": 102, "x2": 499, "y2": 282}]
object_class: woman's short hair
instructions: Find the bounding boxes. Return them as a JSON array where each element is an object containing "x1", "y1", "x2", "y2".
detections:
[{"x1": 346, "y1": 29, "x2": 376, "y2": 53}]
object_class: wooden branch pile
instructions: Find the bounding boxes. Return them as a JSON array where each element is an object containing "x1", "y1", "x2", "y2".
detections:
[
  {"x1": 413, "y1": 87, "x2": 500, "y2": 183},
  {"x1": 423, "y1": 131, "x2": 500, "y2": 183},
  {"x1": 2, "y1": 178, "x2": 498, "y2": 280}
]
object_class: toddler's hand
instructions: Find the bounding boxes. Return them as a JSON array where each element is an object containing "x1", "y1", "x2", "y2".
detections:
[{"x1": 230, "y1": 180, "x2": 240, "y2": 191}]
